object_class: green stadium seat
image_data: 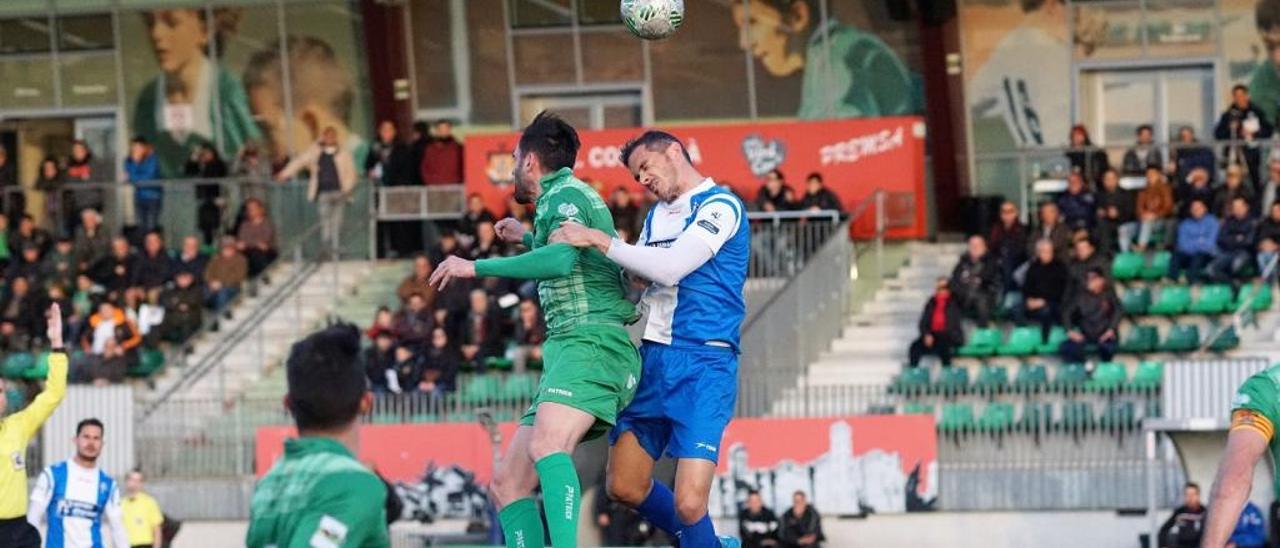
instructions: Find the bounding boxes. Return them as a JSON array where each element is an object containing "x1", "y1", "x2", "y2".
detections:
[
  {"x1": 1159, "y1": 324, "x2": 1200, "y2": 353},
  {"x1": 1013, "y1": 364, "x2": 1049, "y2": 393},
  {"x1": 484, "y1": 357, "x2": 514, "y2": 371},
  {"x1": 1129, "y1": 361, "x2": 1163, "y2": 392},
  {"x1": 1149, "y1": 285, "x2": 1191, "y2": 315},
  {"x1": 1059, "y1": 401, "x2": 1095, "y2": 430},
  {"x1": 1144, "y1": 397, "x2": 1162, "y2": 419},
  {"x1": 978, "y1": 402, "x2": 1016, "y2": 432},
  {"x1": 1121, "y1": 286, "x2": 1151, "y2": 315},
  {"x1": 933, "y1": 367, "x2": 970, "y2": 395},
  {"x1": 1100, "y1": 401, "x2": 1136, "y2": 431},
  {"x1": 1120, "y1": 325, "x2": 1159, "y2": 354},
  {"x1": 891, "y1": 368, "x2": 931, "y2": 394},
  {"x1": 902, "y1": 402, "x2": 934, "y2": 415},
  {"x1": 460, "y1": 375, "x2": 501, "y2": 404},
  {"x1": 973, "y1": 365, "x2": 1010, "y2": 393},
  {"x1": 938, "y1": 403, "x2": 975, "y2": 433},
  {"x1": 2, "y1": 353, "x2": 34, "y2": 379},
  {"x1": 501, "y1": 374, "x2": 538, "y2": 402},
  {"x1": 1208, "y1": 326, "x2": 1240, "y2": 352},
  {"x1": 1054, "y1": 363, "x2": 1088, "y2": 392},
  {"x1": 1237, "y1": 283, "x2": 1274, "y2": 311},
  {"x1": 1112, "y1": 252, "x2": 1145, "y2": 280},
  {"x1": 1019, "y1": 402, "x2": 1053, "y2": 431},
  {"x1": 1037, "y1": 327, "x2": 1068, "y2": 355},
  {"x1": 1189, "y1": 284, "x2": 1234, "y2": 314},
  {"x1": 1084, "y1": 362, "x2": 1126, "y2": 392},
  {"x1": 408, "y1": 413, "x2": 440, "y2": 423},
  {"x1": 128, "y1": 349, "x2": 166, "y2": 378},
  {"x1": 997, "y1": 326, "x2": 1042, "y2": 357},
  {"x1": 1141, "y1": 251, "x2": 1172, "y2": 280},
  {"x1": 957, "y1": 328, "x2": 1002, "y2": 357}
]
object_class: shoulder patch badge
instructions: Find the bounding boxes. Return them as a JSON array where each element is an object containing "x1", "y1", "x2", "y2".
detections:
[
  {"x1": 309, "y1": 515, "x2": 349, "y2": 548},
  {"x1": 558, "y1": 203, "x2": 580, "y2": 218}
]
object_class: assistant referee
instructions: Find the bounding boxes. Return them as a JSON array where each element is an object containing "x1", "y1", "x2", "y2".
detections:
[{"x1": 0, "y1": 303, "x2": 67, "y2": 548}]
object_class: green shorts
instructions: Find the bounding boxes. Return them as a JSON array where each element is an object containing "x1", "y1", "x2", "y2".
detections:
[{"x1": 520, "y1": 324, "x2": 641, "y2": 439}]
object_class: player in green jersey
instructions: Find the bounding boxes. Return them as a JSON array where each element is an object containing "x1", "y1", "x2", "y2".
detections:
[
  {"x1": 246, "y1": 324, "x2": 389, "y2": 548},
  {"x1": 1202, "y1": 364, "x2": 1280, "y2": 546},
  {"x1": 430, "y1": 111, "x2": 641, "y2": 548}
]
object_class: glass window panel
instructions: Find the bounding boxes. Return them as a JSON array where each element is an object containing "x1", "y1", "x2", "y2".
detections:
[
  {"x1": 1074, "y1": 1, "x2": 1143, "y2": 61},
  {"x1": 509, "y1": 0, "x2": 571, "y2": 28},
  {"x1": 410, "y1": 0, "x2": 458, "y2": 110},
  {"x1": 1098, "y1": 73, "x2": 1158, "y2": 145},
  {"x1": 513, "y1": 34, "x2": 575, "y2": 85},
  {"x1": 651, "y1": 0, "x2": 748, "y2": 121},
  {"x1": 0, "y1": 17, "x2": 52, "y2": 55},
  {"x1": 1144, "y1": 0, "x2": 1216, "y2": 58},
  {"x1": 603, "y1": 104, "x2": 641, "y2": 128},
  {"x1": 581, "y1": 31, "x2": 642, "y2": 83},
  {"x1": 0, "y1": 2, "x2": 47, "y2": 17},
  {"x1": 466, "y1": 0, "x2": 512, "y2": 125},
  {"x1": 0, "y1": 57, "x2": 55, "y2": 109},
  {"x1": 58, "y1": 14, "x2": 114, "y2": 52},
  {"x1": 60, "y1": 52, "x2": 118, "y2": 107},
  {"x1": 578, "y1": 1, "x2": 620, "y2": 26}
]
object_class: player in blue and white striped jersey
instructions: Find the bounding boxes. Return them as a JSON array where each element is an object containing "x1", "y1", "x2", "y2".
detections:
[{"x1": 27, "y1": 418, "x2": 128, "y2": 548}]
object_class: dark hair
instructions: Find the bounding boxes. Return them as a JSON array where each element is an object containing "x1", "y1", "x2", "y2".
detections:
[
  {"x1": 76, "y1": 418, "x2": 104, "y2": 436},
  {"x1": 131, "y1": 135, "x2": 148, "y2": 146},
  {"x1": 1086, "y1": 267, "x2": 1106, "y2": 278},
  {"x1": 806, "y1": 172, "x2": 823, "y2": 183},
  {"x1": 619, "y1": 130, "x2": 692, "y2": 168},
  {"x1": 1190, "y1": 198, "x2": 1209, "y2": 210},
  {"x1": 770, "y1": 169, "x2": 785, "y2": 181},
  {"x1": 747, "y1": 490, "x2": 761, "y2": 498},
  {"x1": 518, "y1": 111, "x2": 580, "y2": 172},
  {"x1": 1136, "y1": 124, "x2": 1153, "y2": 135},
  {"x1": 285, "y1": 323, "x2": 365, "y2": 431},
  {"x1": 413, "y1": 120, "x2": 430, "y2": 135},
  {"x1": 434, "y1": 119, "x2": 453, "y2": 127},
  {"x1": 1259, "y1": 0, "x2": 1280, "y2": 31},
  {"x1": 1021, "y1": 0, "x2": 1047, "y2": 12},
  {"x1": 1233, "y1": 84, "x2": 1250, "y2": 95},
  {"x1": 1185, "y1": 482, "x2": 1200, "y2": 491}
]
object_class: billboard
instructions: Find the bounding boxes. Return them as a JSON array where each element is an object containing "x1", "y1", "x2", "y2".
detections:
[
  {"x1": 256, "y1": 415, "x2": 936, "y2": 520},
  {"x1": 463, "y1": 117, "x2": 928, "y2": 239}
]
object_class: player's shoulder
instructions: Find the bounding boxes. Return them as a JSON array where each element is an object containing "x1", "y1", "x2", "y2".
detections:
[
  {"x1": 693, "y1": 184, "x2": 745, "y2": 215},
  {"x1": 1234, "y1": 366, "x2": 1280, "y2": 408}
]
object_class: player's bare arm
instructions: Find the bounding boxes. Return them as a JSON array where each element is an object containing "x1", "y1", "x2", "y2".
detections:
[{"x1": 1202, "y1": 420, "x2": 1271, "y2": 547}]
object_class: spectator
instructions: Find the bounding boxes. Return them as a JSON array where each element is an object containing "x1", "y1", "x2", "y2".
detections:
[
  {"x1": 459, "y1": 289, "x2": 503, "y2": 370},
  {"x1": 420, "y1": 327, "x2": 461, "y2": 395},
  {"x1": 458, "y1": 194, "x2": 496, "y2": 243},
  {"x1": 1264, "y1": 161, "x2": 1280, "y2": 213},
  {"x1": 393, "y1": 293, "x2": 435, "y2": 349},
  {"x1": 185, "y1": 144, "x2": 229, "y2": 245},
  {"x1": 511, "y1": 298, "x2": 546, "y2": 373},
  {"x1": 157, "y1": 270, "x2": 203, "y2": 344},
  {"x1": 71, "y1": 274, "x2": 98, "y2": 327},
  {"x1": 1171, "y1": 200, "x2": 1220, "y2": 283},
  {"x1": 740, "y1": 490, "x2": 780, "y2": 548},
  {"x1": 40, "y1": 237, "x2": 76, "y2": 291},
  {"x1": 778, "y1": 491, "x2": 824, "y2": 548},
  {"x1": 1178, "y1": 168, "x2": 1215, "y2": 219},
  {"x1": 756, "y1": 169, "x2": 794, "y2": 212},
  {"x1": 907, "y1": 278, "x2": 964, "y2": 368},
  {"x1": 11, "y1": 214, "x2": 51, "y2": 258},
  {"x1": 1211, "y1": 197, "x2": 1258, "y2": 283},
  {"x1": 397, "y1": 255, "x2": 438, "y2": 307},
  {"x1": 1030, "y1": 202, "x2": 1072, "y2": 261},
  {"x1": 1158, "y1": 482, "x2": 1205, "y2": 548},
  {"x1": 1230, "y1": 501, "x2": 1266, "y2": 548},
  {"x1": 1136, "y1": 166, "x2": 1176, "y2": 251},
  {"x1": 366, "y1": 120, "x2": 416, "y2": 185},
  {"x1": 388, "y1": 344, "x2": 423, "y2": 395},
  {"x1": 1066, "y1": 237, "x2": 1109, "y2": 301},
  {"x1": 363, "y1": 330, "x2": 396, "y2": 393},
  {"x1": 429, "y1": 230, "x2": 464, "y2": 268},
  {"x1": 0, "y1": 145, "x2": 18, "y2": 221},
  {"x1": 174, "y1": 235, "x2": 207, "y2": 278},
  {"x1": 949, "y1": 235, "x2": 1001, "y2": 326},
  {"x1": 0, "y1": 276, "x2": 44, "y2": 351},
  {"x1": 1057, "y1": 172, "x2": 1096, "y2": 231},
  {"x1": 93, "y1": 236, "x2": 137, "y2": 296},
  {"x1": 34, "y1": 157, "x2": 64, "y2": 237},
  {"x1": 73, "y1": 209, "x2": 111, "y2": 274},
  {"x1": 125, "y1": 136, "x2": 162, "y2": 234},
  {"x1": 797, "y1": 172, "x2": 843, "y2": 213},
  {"x1": 608, "y1": 189, "x2": 642, "y2": 244},
  {"x1": 989, "y1": 201, "x2": 1028, "y2": 290},
  {"x1": 1122, "y1": 124, "x2": 1163, "y2": 176},
  {"x1": 406, "y1": 120, "x2": 429, "y2": 187},
  {"x1": 421, "y1": 119, "x2": 464, "y2": 185},
  {"x1": 122, "y1": 470, "x2": 165, "y2": 548},
  {"x1": 236, "y1": 198, "x2": 278, "y2": 278},
  {"x1": 64, "y1": 140, "x2": 105, "y2": 229},
  {"x1": 0, "y1": 214, "x2": 10, "y2": 269},
  {"x1": 1218, "y1": 165, "x2": 1259, "y2": 219},
  {"x1": 204, "y1": 236, "x2": 248, "y2": 314},
  {"x1": 468, "y1": 221, "x2": 506, "y2": 261},
  {"x1": 1096, "y1": 168, "x2": 1137, "y2": 254},
  {"x1": 133, "y1": 231, "x2": 174, "y2": 297},
  {"x1": 1066, "y1": 124, "x2": 1109, "y2": 185},
  {"x1": 1059, "y1": 268, "x2": 1121, "y2": 364},
  {"x1": 1257, "y1": 201, "x2": 1280, "y2": 278},
  {"x1": 6, "y1": 244, "x2": 42, "y2": 284},
  {"x1": 366, "y1": 306, "x2": 396, "y2": 341},
  {"x1": 275, "y1": 127, "x2": 357, "y2": 257},
  {"x1": 1019, "y1": 239, "x2": 1068, "y2": 340},
  {"x1": 74, "y1": 300, "x2": 141, "y2": 385},
  {"x1": 232, "y1": 140, "x2": 273, "y2": 181},
  {"x1": 1215, "y1": 84, "x2": 1272, "y2": 192},
  {"x1": 1173, "y1": 126, "x2": 1216, "y2": 185}
]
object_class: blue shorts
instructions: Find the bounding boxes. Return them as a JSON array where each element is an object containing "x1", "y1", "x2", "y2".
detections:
[{"x1": 608, "y1": 342, "x2": 738, "y2": 462}]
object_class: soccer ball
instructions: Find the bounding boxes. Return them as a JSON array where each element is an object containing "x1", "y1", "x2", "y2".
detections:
[{"x1": 621, "y1": 0, "x2": 684, "y2": 40}]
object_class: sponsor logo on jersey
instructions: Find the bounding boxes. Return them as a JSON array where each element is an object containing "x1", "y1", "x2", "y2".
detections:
[
  {"x1": 697, "y1": 219, "x2": 720, "y2": 234},
  {"x1": 55, "y1": 499, "x2": 102, "y2": 520},
  {"x1": 546, "y1": 387, "x2": 574, "y2": 398},
  {"x1": 309, "y1": 514, "x2": 349, "y2": 548}
]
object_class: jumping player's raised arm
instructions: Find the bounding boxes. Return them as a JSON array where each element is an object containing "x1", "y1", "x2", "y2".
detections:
[{"x1": 1203, "y1": 372, "x2": 1279, "y2": 546}]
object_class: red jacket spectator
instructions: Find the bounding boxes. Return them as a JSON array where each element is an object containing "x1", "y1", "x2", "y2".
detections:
[{"x1": 420, "y1": 120, "x2": 463, "y2": 185}]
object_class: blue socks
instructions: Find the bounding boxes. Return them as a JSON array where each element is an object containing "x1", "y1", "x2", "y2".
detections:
[
  {"x1": 679, "y1": 513, "x2": 718, "y2": 548},
  {"x1": 635, "y1": 480, "x2": 680, "y2": 536}
]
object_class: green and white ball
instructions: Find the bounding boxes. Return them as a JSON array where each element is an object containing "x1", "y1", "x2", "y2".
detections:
[{"x1": 621, "y1": 0, "x2": 684, "y2": 40}]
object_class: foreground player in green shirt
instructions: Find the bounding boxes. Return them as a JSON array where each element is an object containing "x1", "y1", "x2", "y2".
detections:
[
  {"x1": 246, "y1": 324, "x2": 388, "y2": 548},
  {"x1": 430, "y1": 111, "x2": 640, "y2": 548},
  {"x1": 1202, "y1": 364, "x2": 1280, "y2": 546}
]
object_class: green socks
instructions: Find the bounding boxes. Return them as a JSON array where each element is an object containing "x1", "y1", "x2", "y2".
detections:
[
  {"x1": 535, "y1": 452, "x2": 581, "y2": 547},
  {"x1": 498, "y1": 497, "x2": 546, "y2": 548}
]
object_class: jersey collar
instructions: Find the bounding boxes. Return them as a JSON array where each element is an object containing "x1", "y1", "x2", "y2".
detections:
[
  {"x1": 284, "y1": 436, "x2": 356, "y2": 459},
  {"x1": 666, "y1": 178, "x2": 717, "y2": 209},
  {"x1": 537, "y1": 167, "x2": 575, "y2": 194}
]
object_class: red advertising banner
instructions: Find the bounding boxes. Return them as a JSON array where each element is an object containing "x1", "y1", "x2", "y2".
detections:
[
  {"x1": 256, "y1": 415, "x2": 936, "y2": 518},
  {"x1": 464, "y1": 117, "x2": 927, "y2": 238}
]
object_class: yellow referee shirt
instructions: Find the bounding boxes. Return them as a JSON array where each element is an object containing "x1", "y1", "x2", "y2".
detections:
[
  {"x1": 123, "y1": 491, "x2": 164, "y2": 546},
  {"x1": 0, "y1": 351, "x2": 66, "y2": 519}
]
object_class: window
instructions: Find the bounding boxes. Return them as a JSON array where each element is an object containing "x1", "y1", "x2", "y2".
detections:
[
  {"x1": 509, "y1": 0, "x2": 572, "y2": 28},
  {"x1": 59, "y1": 14, "x2": 115, "y2": 52},
  {"x1": 0, "y1": 18, "x2": 52, "y2": 55},
  {"x1": 409, "y1": 0, "x2": 459, "y2": 110}
]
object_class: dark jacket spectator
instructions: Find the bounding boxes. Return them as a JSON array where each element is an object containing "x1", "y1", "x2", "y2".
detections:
[
  {"x1": 92, "y1": 238, "x2": 137, "y2": 295},
  {"x1": 458, "y1": 194, "x2": 496, "y2": 240},
  {"x1": 1217, "y1": 212, "x2": 1258, "y2": 255},
  {"x1": 1214, "y1": 165, "x2": 1258, "y2": 217},
  {"x1": 796, "y1": 173, "x2": 843, "y2": 213},
  {"x1": 10, "y1": 215, "x2": 51, "y2": 258},
  {"x1": 72, "y1": 210, "x2": 111, "y2": 274},
  {"x1": 755, "y1": 170, "x2": 794, "y2": 212},
  {"x1": 390, "y1": 346, "x2": 424, "y2": 394},
  {"x1": 174, "y1": 236, "x2": 208, "y2": 279},
  {"x1": 1177, "y1": 168, "x2": 1216, "y2": 219},
  {"x1": 0, "y1": 276, "x2": 45, "y2": 349},
  {"x1": 1066, "y1": 125, "x2": 1110, "y2": 184},
  {"x1": 989, "y1": 203, "x2": 1028, "y2": 279},
  {"x1": 157, "y1": 271, "x2": 203, "y2": 343},
  {"x1": 778, "y1": 492, "x2": 824, "y2": 548},
  {"x1": 1056, "y1": 174, "x2": 1096, "y2": 230},
  {"x1": 1021, "y1": 240, "x2": 1069, "y2": 338},
  {"x1": 1065, "y1": 238, "x2": 1109, "y2": 300},
  {"x1": 366, "y1": 121, "x2": 417, "y2": 186},
  {"x1": 406, "y1": 121, "x2": 429, "y2": 187},
  {"x1": 1173, "y1": 127, "x2": 1217, "y2": 186},
  {"x1": 64, "y1": 140, "x2": 106, "y2": 221},
  {"x1": 40, "y1": 239, "x2": 76, "y2": 291},
  {"x1": 6, "y1": 246, "x2": 43, "y2": 284},
  {"x1": 949, "y1": 236, "x2": 1001, "y2": 326},
  {"x1": 1122, "y1": 125, "x2": 1163, "y2": 176},
  {"x1": 1158, "y1": 484, "x2": 1206, "y2": 548},
  {"x1": 1096, "y1": 179, "x2": 1137, "y2": 225},
  {"x1": 393, "y1": 294, "x2": 435, "y2": 349},
  {"x1": 608, "y1": 190, "x2": 643, "y2": 243},
  {"x1": 1030, "y1": 203, "x2": 1073, "y2": 260},
  {"x1": 1259, "y1": 203, "x2": 1280, "y2": 246},
  {"x1": 363, "y1": 333, "x2": 396, "y2": 392},
  {"x1": 739, "y1": 492, "x2": 780, "y2": 548},
  {"x1": 460, "y1": 290, "x2": 505, "y2": 367},
  {"x1": 908, "y1": 279, "x2": 964, "y2": 368},
  {"x1": 1059, "y1": 269, "x2": 1121, "y2": 364},
  {"x1": 132, "y1": 232, "x2": 174, "y2": 291},
  {"x1": 1096, "y1": 170, "x2": 1138, "y2": 254},
  {"x1": 1215, "y1": 87, "x2": 1273, "y2": 191},
  {"x1": 421, "y1": 328, "x2": 461, "y2": 394},
  {"x1": 420, "y1": 121, "x2": 464, "y2": 185}
]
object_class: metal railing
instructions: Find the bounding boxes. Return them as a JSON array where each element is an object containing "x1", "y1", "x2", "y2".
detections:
[
  {"x1": 745, "y1": 209, "x2": 842, "y2": 280},
  {"x1": 373, "y1": 184, "x2": 468, "y2": 221},
  {"x1": 1199, "y1": 253, "x2": 1279, "y2": 354}
]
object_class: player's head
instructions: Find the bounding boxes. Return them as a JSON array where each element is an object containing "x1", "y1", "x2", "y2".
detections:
[
  {"x1": 244, "y1": 36, "x2": 354, "y2": 159},
  {"x1": 620, "y1": 130, "x2": 693, "y2": 202},
  {"x1": 1184, "y1": 482, "x2": 1201, "y2": 507},
  {"x1": 283, "y1": 323, "x2": 370, "y2": 433},
  {"x1": 512, "y1": 111, "x2": 580, "y2": 204},
  {"x1": 1259, "y1": 0, "x2": 1280, "y2": 68},
  {"x1": 126, "y1": 469, "x2": 145, "y2": 496},
  {"x1": 75, "y1": 418, "x2": 104, "y2": 463},
  {"x1": 746, "y1": 490, "x2": 763, "y2": 512},
  {"x1": 731, "y1": 0, "x2": 815, "y2": 77}
]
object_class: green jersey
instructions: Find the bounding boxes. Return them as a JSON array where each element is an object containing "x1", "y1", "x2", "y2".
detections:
[
  {"x1": 1231, "y1": 366, "x2": 1280, "y2": 493},
  {"x1": 1250, "y1": 62, "x2": 1280, "y2": 130},
  {"x1": 475, "y1": 167, "x2": 636, "y2": 335},
  {"x1": 246, "y1": 437, "x2": 389, "y2": 548}
]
